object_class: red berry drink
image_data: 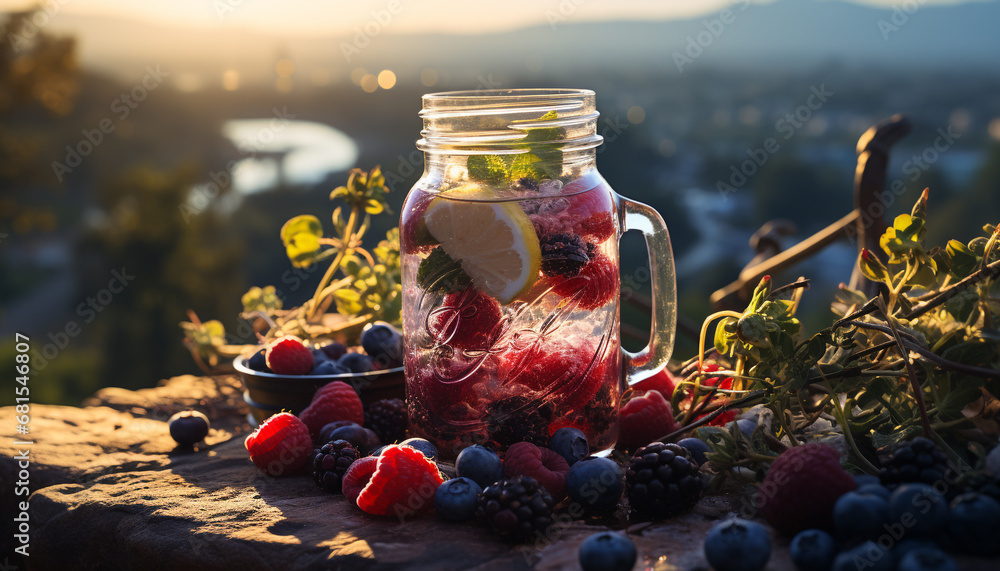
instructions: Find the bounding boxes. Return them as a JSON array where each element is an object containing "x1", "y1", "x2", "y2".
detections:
[
  {"x1": 403, "y1": 89, "x2": 677, "y2": 459},
  {"x1": 401, "y1": 173, "x2": 621, "y2": 457}
]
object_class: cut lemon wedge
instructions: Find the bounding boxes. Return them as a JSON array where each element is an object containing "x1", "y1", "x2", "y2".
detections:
[{"x1": 423, "y1": 193, "x2": 541, "y2": 304}]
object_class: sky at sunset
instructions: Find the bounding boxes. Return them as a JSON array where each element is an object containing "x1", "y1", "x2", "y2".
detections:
[{"x1": 0, "y1": 0, "x2": 977, "y2": 35}]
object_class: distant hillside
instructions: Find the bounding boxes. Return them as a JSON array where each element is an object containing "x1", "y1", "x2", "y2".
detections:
[{"x1": 30, "y1": 0, "x2": 1000, "y2": 85}]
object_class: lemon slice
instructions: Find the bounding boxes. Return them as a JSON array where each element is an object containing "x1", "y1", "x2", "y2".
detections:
[{"x1": 423, "y1": 193, "x2": 540, "y2": 303}]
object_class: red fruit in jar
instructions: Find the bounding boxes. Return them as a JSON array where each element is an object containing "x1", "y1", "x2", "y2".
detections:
[
  {"x1": 498, "y1": 337, "x2": 608, "y2": 410},
  {"x1": 549, "y1": 252, "x2": 618, "y2": 311},
  {"x1": 428, "y1": 286, "x2": 503, "y2": 350},
  {"x1": 563, "y1": 176, "x2": 615, "y2": 243},
  {"x1": 244, "y1": 412, "x2": 313, "y2": 476}
]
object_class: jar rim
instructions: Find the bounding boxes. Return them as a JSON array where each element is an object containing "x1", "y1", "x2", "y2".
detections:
[{"x1": 422, "y1": 88, "x2": 595, "y2": 102}]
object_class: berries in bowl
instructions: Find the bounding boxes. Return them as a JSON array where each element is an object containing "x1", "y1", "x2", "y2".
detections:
[{"x1": 235, "y1": 323, "x2": 405, "y2": 426}]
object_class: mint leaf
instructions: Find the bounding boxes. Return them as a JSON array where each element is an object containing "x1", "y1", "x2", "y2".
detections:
[
  {"x1": 417, "y1": 246, "x2": 471, "y2": 294},
  {"x1": 467, "y1": 155, "x2": 509, "y2": 185}
]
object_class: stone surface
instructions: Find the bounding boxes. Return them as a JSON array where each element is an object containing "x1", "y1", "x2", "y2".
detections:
[{"x1": 1, "y1": 374, "x2": 998, "y2": 570}]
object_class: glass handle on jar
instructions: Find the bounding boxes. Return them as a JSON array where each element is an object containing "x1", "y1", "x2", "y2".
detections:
[{"x1": 616, "y1": 194, "x2": 677, "y2": 385}]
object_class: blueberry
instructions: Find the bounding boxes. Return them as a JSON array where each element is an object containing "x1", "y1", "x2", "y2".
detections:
[
  {"x1": 328, "y1": 425, "x2": 380, "y2": 455},
  {"x1": 897, "y1": 547, "x2": 957, "y2": 571},
  {"x1": 677, "y1": 437, "x2": 711, "y2": 465},
  {"x1": 400, "y1": 437, "x2": 438, "y2": 461},
  {"x1": 434, "y1": 477, "x2": 481, "y2": 522},
  {"x1": 703, "y1": 518, "x2": 771, "y2": 571},
  {"x1": 455, "y1": 445, "x2": 503, "y2": 488},
  {"x1": 369, "y1": 445, "x2": 386, "y2": 457},
  {"x1": 549, "y1": 427, "x2": 589, "y2": 466},
  {"x1": 857, "y1": 483, "x2": 891, "y2": 500},
  {"x1": 789, "y1": 529, "x2": 836, "y2": 571},
  {"x1": 360, "y1": 322, "x2": 403, "y2": 368},
  {"x1": 833, "y1": 491, "x2": 889, "y2": 539},
  {"x1": 168, "y1": 410, "x2": 210, "y2": 446},
  {"x1": 893, "y1": 539, "x2": 939, "y2": 563},
  {"x1": 311, "y1": 360, "x2": 349, "y2": 376},
  {"x1": 854, "y1": 474, "x2": 881, "y2": 488},
  {"x1": 320, "y1": 342, "x2": 347, "y2": 361},
  {"x1": 947, "y1": 492, "x2": 1000, "y2": 555},
  {"x1": 318, "y1": 420, "x2": 359, "y2": 444},
  {"x1": 246, "y1": 349, "x2": 270, "y2": 372},
  {"x1": 566, "y1": 457, "x2": 623, "y2": 513},
  {"x1": 578, "y1": 531, "x2": 637, "y2": 571},
  {"x1": 888, "y1": 484, "x2": 947, "y2": 537},
  {"x1": 832, "y1": 541, "x2": 895, "y2": 571},
  {"x1": 338, "y1": 352, "x2": 375, "y2": 374},
  {"x1": 725, "y1": 419, "x2": 756, "y2": 438}
]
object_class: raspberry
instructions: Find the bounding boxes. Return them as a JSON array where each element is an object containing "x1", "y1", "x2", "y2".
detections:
[
  {"x1": 342, "y1": 455, "x2": 378, "y2": 505},
  {"x1": 757, "y1": 443, "x2": 857, "y2": 536},
  {"x1": 264, "y1": 336, "x2": 314, "y2": 375},
  {"x1": 626, "y1": 442, "x2": 704, "y2": 518},
  {"x1": 550, "y1": 252, "x2": 618, "y2": 310},
  {"x1": 365, "y1": 398, "x2": 408, "y2": 444},
  {"x1": 563, "y1": 177, "x2": 615, "y2": 243},
  {"x1": 428, "y1": 286, "x2": 502, "y2": 350},
  {"x1": 354, "y1": 445, "x2": 446, "y2": 519},
  {"x1": 244, "y1": 412, "x2": 313, "y2": 476},
  {"x1": 298, "y1": 381, "x2": 365, "y2": 437},
  {"x1": 502, "y1": 442, "x2": 571, "y2": 501},
  {"x1": 476, "y1": 476, "x2": 555, "y2": 542},
  {"x1": 497, "y1": 336, "x2": 607, "y2": 410},
  {"x1": 311, "y1": 439, "x2": 359, "y2": 493},
  {"x1": 633, "y1": 367, "x2": 677, "y2": 399},
  {"x1": 618, "y1": 389, "x2": 677, "y2": 450}
]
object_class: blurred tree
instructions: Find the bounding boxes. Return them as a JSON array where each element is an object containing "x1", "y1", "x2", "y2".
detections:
[
  {"x1": 77, "y1": 165, "x2": 246, "y2": 387},
  {"x1": 0, "y1": 9, "x2": 78, "y2": 234}
]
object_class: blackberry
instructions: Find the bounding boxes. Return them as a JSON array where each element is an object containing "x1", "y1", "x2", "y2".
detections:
[
  {"x1": 515, "y1": 177, "x2": 539, "y2": 192},
  {"x1": 960, "y1": 472, "x2": 1000, "y2": 503},
  {"x1": 540, "y1": 233, "x2": 592, "y2": 278},
  {"x1": 476, "y1": 475, "x2": 555, "y2": 542},
  {"x1": 311, "y1": 439, "x2": 359, "y2": 493},
  {"x1": 485, "y1": 396, "x2": 553, "y2": 448},
  {"x1": 879, "y1": 437, "x2": 954, "y2": 489},
  {"x1": 365, "y1": 398, "x2": 408, "y2": 444},
  {"x1": 626, "y1": 442, "x2": 704, "y2": 518}
]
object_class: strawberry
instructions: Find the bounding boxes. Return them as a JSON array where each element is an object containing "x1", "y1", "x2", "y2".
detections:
[
  {"x1": 428, "y1": 286, "x2": 503, "y2": 350},
  {"x1": 618, "y1": 389, "x2": 677, "y2": 450},
  {"x1": 550, "y1": 251, "x2": 618, "y2": 310},
  {"x1": 354, "y1": 445, "x2": 446, "y2": 519},
  {"x1": 632, "y1": 367, "x2": 677, "y2": 399},
  {"x1": 502, "y1": 442, "x2": 570, "y2": 501},
  {"x1": 563, "y1": 176, "x2": 616, "y2": 243},
  {"x1": 264, "y1": 336, "x2": 314, "y2": 375},
  {"x1": 244, "y1": 412, "x2": 313, "y2": 476},
  {"x1": 757, "y1": 443, "x2": 857, "y2": 536},
  {"x1": 298, "y1": 381, "x2": 365, "y2": 437}
]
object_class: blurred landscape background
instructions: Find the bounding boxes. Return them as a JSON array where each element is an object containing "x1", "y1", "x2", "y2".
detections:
[{"x1": 2, "y1": 0, "x2": 999, "y2": 404}]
